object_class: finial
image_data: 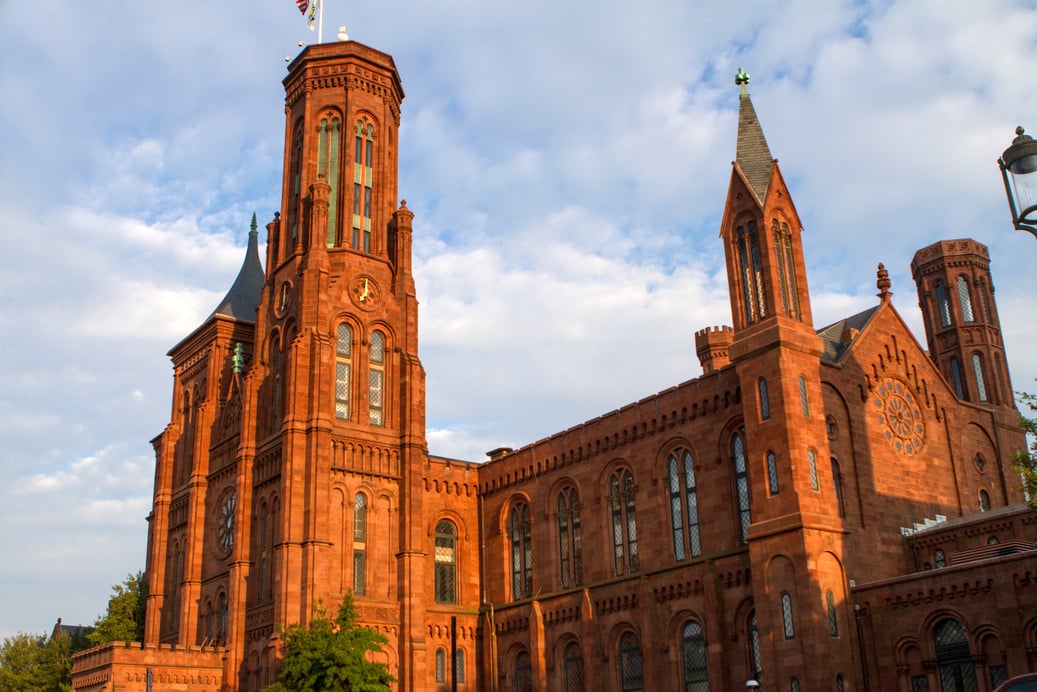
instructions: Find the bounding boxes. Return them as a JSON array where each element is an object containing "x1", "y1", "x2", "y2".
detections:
[
  {"x1": 876, "y1": 262, "x2": 891, "y2": 300},
  {"x1": 249, "y1": 212, "x2": 258, "y2": 236},
  {"x1": 1014, "y1": 125, "x2": 1034, "y2": 144},
  {"x1": 735, "y1": 67, "x2": 750, "y2": 95},
  {"x1": 232, "y1": 342, "x2": 245, "y2": 374},
  {"x1": 337, "y1": 26, "x2": 349, "y2": 41}
]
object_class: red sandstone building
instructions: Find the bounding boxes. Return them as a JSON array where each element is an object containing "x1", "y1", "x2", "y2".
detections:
[{"x1": 73, "y1": 39, "x2": 1037, "y2": 692}]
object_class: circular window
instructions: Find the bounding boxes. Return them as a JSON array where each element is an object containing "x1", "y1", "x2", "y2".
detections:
[{"x1": 873, "y1": 377, "x2": 925, "y2": 455}]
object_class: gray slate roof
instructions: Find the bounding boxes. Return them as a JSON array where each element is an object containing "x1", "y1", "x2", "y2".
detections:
[
  {"x1": 816, "y1": 305, "x2": 880, "y2": 362},
  {"x1": 209, "y1": 216, "x2": 265, "y2": 322},
  {"x1": 736, "y1": 91, "x2": 774, "y2": 201}
]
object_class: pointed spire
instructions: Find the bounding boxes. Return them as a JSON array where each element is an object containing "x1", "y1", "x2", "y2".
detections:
[
  {"x1": 210, "y1": 214, "x2": 266, "y2": 321},
  {"x1": 734, "y1": 68, "x2": 774, "y2": 201}
]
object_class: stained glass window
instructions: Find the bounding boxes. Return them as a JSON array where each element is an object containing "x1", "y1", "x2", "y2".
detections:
[
  {"x1": 619, "y1": 633, "x2": 644, "y2": 692},
  {"x1": 369, "y1": 331, "x2": 385, "y2": 426},
  {"x1": 434, "y1": 520, "x2": 456, "y2": 604},
  {"x1": 558, "y1": 487, "x2": 582, "y2": 588},
  {"x1": 957, "y1": 276, "x2": 974, "y2": 322},
  {"x1": 681, "y1": 621, "x2": 709, "y2": 692},
  {"x1": 767, "y1": 452, "x2": 779, "y2": 495},
  {"x1": 781, "y1": 592, "x2": 795, "y2": 639},
  {"x1": 733, "y1": 432, "x2": 752, "y2": 542},
  {"x1": 335, "y1": 324, "x2": 351, "y2": 420},
  {"x1": 510, "y1": 503, "x2": 533, "y2": 600},
  {"x1": 609, "y1": 469, "x2": 639, "y2": 575},
  {"x1": 563, "y1": 643, "x2": 585, "y2": 692}
]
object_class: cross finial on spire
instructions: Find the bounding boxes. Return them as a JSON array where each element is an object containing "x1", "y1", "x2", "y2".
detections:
[{"x1": 735, "y1": 67, "x2": 751, "y2": 95}]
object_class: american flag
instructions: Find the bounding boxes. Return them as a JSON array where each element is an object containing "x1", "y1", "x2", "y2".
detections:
[{"x1": 296, "y1": 0, "x2": 309, "y2": 14}]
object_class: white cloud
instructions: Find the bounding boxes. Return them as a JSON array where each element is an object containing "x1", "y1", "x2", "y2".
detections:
[{"x1": 2, "y1": 0, "x2": 1037, "y2": 639}]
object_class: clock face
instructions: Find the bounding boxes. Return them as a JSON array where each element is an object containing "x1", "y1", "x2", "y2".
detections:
[
  {"x1": 349, "y1": 275, "x2": 380, "y2": 310},
  {"x1": 215, "y1": 489, "x2": 236, "y2": 557}
]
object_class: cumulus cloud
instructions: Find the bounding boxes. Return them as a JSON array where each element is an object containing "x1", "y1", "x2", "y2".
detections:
[{"x1": 2, "y1": 0, "x2": 1037, "y2": 639}]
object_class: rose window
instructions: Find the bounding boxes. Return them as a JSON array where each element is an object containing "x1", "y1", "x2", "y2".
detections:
[{"x1": 874, "y1": 377, "x2": 925, "y2": 455}]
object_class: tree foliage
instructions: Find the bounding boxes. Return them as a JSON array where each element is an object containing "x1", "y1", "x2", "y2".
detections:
[
  {"x1": 0, "y1": 630, "x2": 76, "y2": 692},
  {"x1": 266, "y1": 593, "x2": 394, "y2": 692},
  {"x1": 1013, "y1": 390, "x2": 1037, "y2": 510},
  {"x1": 87, "y1": 571, "x2": 147, "y2": 647}
]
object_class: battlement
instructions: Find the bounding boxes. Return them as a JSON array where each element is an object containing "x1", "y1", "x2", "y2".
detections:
[{"x1": 694, "y1": 325, "x2": 734, "y2": 374}]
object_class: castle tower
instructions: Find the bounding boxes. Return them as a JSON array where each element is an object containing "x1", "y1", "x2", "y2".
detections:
[
  {"x1": 236, "y1": 40, "x2": 430, "y2": 689},
  {"x1": 144, "y1": 39, "x2": 435, "y2": 691},
  {"x1": 910, "y1": 239, "x2": 1013, "y2": 407},
  {"x1": 720, "y1": 70, "x2": 852, "y2": 689}
]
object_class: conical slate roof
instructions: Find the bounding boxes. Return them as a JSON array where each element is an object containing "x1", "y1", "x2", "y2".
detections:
[
  {"x1": 209, "y1": 214, "x2": 265, "y2": 321},
  {"x1": 735, "y1": 70, "x2": 774, "y2": 201}
]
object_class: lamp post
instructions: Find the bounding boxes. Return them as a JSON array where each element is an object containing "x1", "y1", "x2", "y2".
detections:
[{"x1": 998, "y1": 126, "x2": 1037, "y2": 238}]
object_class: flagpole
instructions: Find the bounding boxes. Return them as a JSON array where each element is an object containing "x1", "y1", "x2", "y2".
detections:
[{"x1": 318, "y1": 0, "x2": 324, "y2": 44}]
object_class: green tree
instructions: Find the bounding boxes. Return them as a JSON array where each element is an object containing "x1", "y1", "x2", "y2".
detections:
[
  {"x1": 0, "y1": 630, "x2": 75, "y2": 692},
  {"x1": 1013, "y1": 390, "x2": 1037, "y2": 509},
  {"x1": 266, "y1": 592, "x2": 394, "y2": 692},
  {"x1": 86, "y1": 571, "x2": 147, "y2": 647}
]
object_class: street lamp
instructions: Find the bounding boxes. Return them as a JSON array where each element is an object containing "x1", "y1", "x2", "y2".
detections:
[{"x1": 998, "y1": 126, "x2": 1037, "y2": 238}]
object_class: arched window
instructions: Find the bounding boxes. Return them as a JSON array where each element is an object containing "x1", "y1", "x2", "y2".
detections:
[
  {"x1": 668, "y1": 449, "x2": 701, "y2": 560},
  {"x1": 609, "y1": 468, "x2": 639, "y2": 575},
  {"x1": 514, "y1": 651, "x2": 532, "y2": 692},
  {"x1": 434, "y1": 520, "x2": 457, "y2": 604},
  {"x1": 980, "y1": 490, "x2": 991, "y2": 512},
  {"x1": 950, "y1": 357, "x2": 965, "y2": 399},
  {"x1": 972, "y1": 353, "x2": 988, "y2": 402},
  {"x1": 773, "y1": 219, "x2": 800, "y2": 320},
  {"x1": 455, "y1": 648, "x2": 466, "y2": 684},
  {"x1": 563, "y1": 642, "x2": 584, "y2": 692},
  {"x1": 934, "y1": 618, "x2": 978, "y2": 691},
  {"x1": 369, "y1": 331, "x2": 385, "y2": 426},
  {"x1": 680, "y1": 621, "x2": 708, "y2": 691},
  {"x1": 733, "y1": 431, "x2": 752, "y2": 542},
  {"x1": 353, "y1": 493, "x2": 367, "y2": 595},
  {"x1": 748, "y1": 611, "x2": 761, "y2": 682},
  {"x1": 509, "y1": 503, "x2": 533, "y2": 600},
  {"x1": 781, "y1": 592, "x2": 795, "y2": 639},
  {"x1": 766, "y1": 452, "x2": 779, "y2": 496},
  {"x1": 826, "y1": 590, "x2": 838, "y2": 637},
  {"x1": 836, "y1": 674, "x2": 846, "y2": 692},
  {"x1": 317, "y1": 116, "x2": 341, "y2": 247},
  {"x1": 790, "y1": 678, "x2": 801, "y2": 692},
  {"x1": 435, "y1": 648, "x2": 446, "y2": 683},
  {"x1": 988, "y1": 535, "x2": 999, "y2": 545},
  {"x1": 934, "y1": 549, "x2": 946, "y2": 568},
  {"x1": 286, "y1": 122, "x2": 303, "y2": 252},
  {"x1": 936, "y1": 280, "x2": 951, "y2": 327},
  {"x1": 619, "y1": 632, "x2": 644, "y2": 692},
  {"x1": 758, "y1": 378, "x2": 770, "y2": 420},
  {"x1": 807, "y1": 449, "x2": 819, "y2": 491},
  {"x1": 270, "y1": 338, "x2": 282, "y2": 431},
  {"x1": 798, "y1": 376, "x2": 810, "y2": 416},
  {"x1": 831, "y1": 459, "x2": 845, "y2": 517},
  {"x1": 558, "y1": 487, "x2": 583, "y2": 589},
  {"x1": 826, "y1": 415, "x2": 838, "y2": 440},
  {"x1": 335, "y1": 324, "x2": 352, "y2": 420},
  {"x1": 957, "y1": 276, "x2": 974, "y2": 322},
  {"x1": 736, "y1": 222, "x2": 765, "y2": 325},
  {"x1": 257, "y1": 503, "x2": 270, "y2": 600},
  {"x1": 217, "y1": 592, "x2": 228, "y2": 640},
  {"x1": 353, "y1": 120, "x2": 375, "y2": 252}
]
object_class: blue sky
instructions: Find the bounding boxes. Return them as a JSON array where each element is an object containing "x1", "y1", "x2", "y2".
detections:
[{"x1": 2, "y1": 0, "x2": 1036, "y2": 638}]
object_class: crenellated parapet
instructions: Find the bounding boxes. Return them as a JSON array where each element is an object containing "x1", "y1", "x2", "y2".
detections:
[{"x1": 695, "y1": 324, "x2": 734, "y2": 374}]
